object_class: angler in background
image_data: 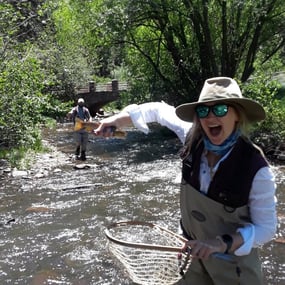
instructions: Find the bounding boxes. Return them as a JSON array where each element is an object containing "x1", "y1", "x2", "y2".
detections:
[{"x1": 67, "y1": 98, "x2": 92, "y2": 161}]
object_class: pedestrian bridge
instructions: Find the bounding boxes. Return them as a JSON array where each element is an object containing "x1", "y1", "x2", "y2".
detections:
[{"x1": 75, "y1": 80, "x2": 128, "y2": 117}]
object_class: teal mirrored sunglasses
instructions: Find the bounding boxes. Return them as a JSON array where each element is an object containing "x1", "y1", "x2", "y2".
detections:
[{"x1": 195, "y1": 104, "x2": 229, "y2": 118}]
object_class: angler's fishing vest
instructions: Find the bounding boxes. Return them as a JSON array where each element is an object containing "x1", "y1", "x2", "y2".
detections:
[
  {"x1": 179, "y1": 138, "x2": 268, "y2": 285},
  {"x1": 181, "y1": 137, "x2": 268, "y2": 208},
  {"x1": 73, "y1": 106, "x2": 90, "y2": 122}
]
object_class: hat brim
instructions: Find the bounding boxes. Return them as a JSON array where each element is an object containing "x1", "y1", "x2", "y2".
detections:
[{"x1": 176, "y1": 98, "x2": 265, "y2": 122}]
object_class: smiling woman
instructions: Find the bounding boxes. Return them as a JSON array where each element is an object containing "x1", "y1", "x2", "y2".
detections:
[
  {"x1": 175, "y1": 77, "x2": 277, "y2": 284},
  {"x1": 96, "y1": 77, "x2": 277, "y2": 285}
]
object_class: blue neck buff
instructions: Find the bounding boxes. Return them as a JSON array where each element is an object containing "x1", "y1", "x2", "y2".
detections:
[{"x1": 203, "y1": 130, "x2": 241, "y2": 156}]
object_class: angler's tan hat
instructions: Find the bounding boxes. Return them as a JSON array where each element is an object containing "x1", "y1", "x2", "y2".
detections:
[{"x1": 176, "y1": 77, "x2": 265, "y2": 122}]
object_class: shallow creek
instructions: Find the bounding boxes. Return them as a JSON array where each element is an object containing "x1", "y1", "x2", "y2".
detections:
[{"x1": 0, "y1": 123, "x2": 284, "y2": 284}]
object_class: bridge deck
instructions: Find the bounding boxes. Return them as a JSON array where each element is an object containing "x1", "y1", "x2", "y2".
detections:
[{"x1": 75, "y1": 80, "x2": 128, "y2": 116}]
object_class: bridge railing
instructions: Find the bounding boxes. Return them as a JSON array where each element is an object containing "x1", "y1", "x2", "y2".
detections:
[{"x1": 76, "y1": 80, "x2": 128, "y2": 94}]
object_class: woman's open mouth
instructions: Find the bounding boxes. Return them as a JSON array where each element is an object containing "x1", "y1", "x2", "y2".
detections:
[{"x1": 209, "y1": 125, "x2": 222, "y2": 137}]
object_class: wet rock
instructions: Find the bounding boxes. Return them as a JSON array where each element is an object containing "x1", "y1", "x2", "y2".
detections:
[
  {"x1": 6, "y1": 218, "x2": 16, "y2": 225},
  {"x1": 0, "y1": 159, "x2": 11, "y2": 175},
  {"x1": 0, "y1": 218, "x2": 16, "y2": 227},
  {"x1": 73, "y1": 164, "x2": 91, "y2": 170},
  {"x1": 34, "y1": 172, "x2": 48, "y2": 179},
  {"x1": 275, "y1": 142, "x2": 285, "y2": 161},
  {"x1": 25, "y1": 206, "x2": 54, "y2": 212},
  {"x1": 3, "y1": 167, "x2": 11, "y2": 173},
  {"x1": 11, "y1": 169, "x2": 29, "y2": 178},
  {"x1": 0, "y1": 159, "x2": 10, "y2": 168}
]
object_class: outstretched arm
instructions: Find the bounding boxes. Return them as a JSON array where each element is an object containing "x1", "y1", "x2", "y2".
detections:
[{"x1": 94, "y1": 102, "x2": 192, "y2": 143}]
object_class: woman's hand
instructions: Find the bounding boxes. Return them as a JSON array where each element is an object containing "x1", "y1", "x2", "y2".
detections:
[
  {"x1": 94, "y1": 112, "x2": 132, "y2": 137},
  {"x1": 185, "y1": 238, "x2": 227, "y2": 260},
  {"x1": 185, "y1": 232, "x2": 244, "y2": 259}
]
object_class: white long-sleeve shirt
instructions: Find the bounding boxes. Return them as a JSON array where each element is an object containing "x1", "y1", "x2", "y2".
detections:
[{"x1": 123, "y1": 101, "x2": 277, "y2": 256}]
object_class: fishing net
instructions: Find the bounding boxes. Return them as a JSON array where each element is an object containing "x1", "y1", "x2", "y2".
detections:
[{"x1": 105, "y1": 221, "x2": 192, "y2": 285}]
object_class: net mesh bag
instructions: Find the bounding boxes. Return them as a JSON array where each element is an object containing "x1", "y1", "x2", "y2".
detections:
[{"x1": 105, "y1": 221, "x2": 191, "y2": 285}]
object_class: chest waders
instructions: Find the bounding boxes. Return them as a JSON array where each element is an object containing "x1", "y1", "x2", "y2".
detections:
[{"x1": 177, "y1": 183, "x2": 263, "y2": 285}]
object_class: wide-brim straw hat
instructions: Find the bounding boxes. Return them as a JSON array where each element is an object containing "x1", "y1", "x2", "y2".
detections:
[{"x1": 176, "y1": 77, "x2": 265, "y2": 122}]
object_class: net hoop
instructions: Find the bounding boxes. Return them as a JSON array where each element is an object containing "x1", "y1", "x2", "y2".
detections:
[
  {"x1": 105, "y1": 220, "x2": 188, "y2": 252},
  {"x1": 104, "y1": 221, "x2": 191, "y2": 285}
]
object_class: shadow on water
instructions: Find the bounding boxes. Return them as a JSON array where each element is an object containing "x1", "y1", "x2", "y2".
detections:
[{"x1": 0, "y1": 123, "x2": 284, "y2": 284}]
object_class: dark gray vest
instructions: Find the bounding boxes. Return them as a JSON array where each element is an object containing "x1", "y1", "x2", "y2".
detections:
[{"x1": 182, "y1": 137, "x2": 268, "y2": 208}]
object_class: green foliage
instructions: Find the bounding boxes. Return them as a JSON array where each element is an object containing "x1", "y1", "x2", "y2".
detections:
[
  {"x1": 0, "y1": 0, "x2": 87, "y2": 162},
  {"x1": 0, "y1": 50, "x2": 70, "y2": 151},
  {"x1": 51, "y1": 0, "x2": 285, "y2": 106},
  {"x1": 242, "y1": 73, "x2": 285, "y2": 146},
  {"x1": 0, "y1": 56, "x2": 43, "y2": 147},
  {"x1": 41, "y1": 95, "x2": 72, "y2": 119},
  {"x1": 52, "y1": 0, "x2": 116, "y2": 79},
  {"x1": 98, "y1": 0, "x2": 285, "y2": 104}
]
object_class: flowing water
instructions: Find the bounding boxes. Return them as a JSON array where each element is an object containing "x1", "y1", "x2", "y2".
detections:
[{"x1": 0, "y1": 123, "x2": 284, "y2": 285}]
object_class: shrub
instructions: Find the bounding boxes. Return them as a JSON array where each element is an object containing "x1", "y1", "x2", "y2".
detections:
[{"x1": 242, "y1": 74, "x2": 285, "y2": 153}]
